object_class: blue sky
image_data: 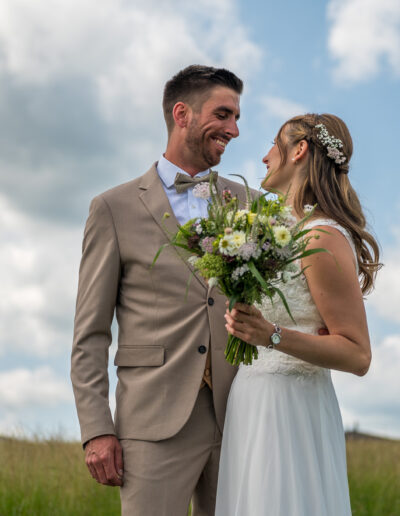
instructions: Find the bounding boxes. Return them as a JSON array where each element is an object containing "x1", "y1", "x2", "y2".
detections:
[{"x1": 1, "y1": 0, "x2": 399, "y2": 439}]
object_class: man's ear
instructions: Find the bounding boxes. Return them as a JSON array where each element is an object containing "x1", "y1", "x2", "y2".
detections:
[{"x1": 172, "y1": 102, "x2": 190, "y2": 128}]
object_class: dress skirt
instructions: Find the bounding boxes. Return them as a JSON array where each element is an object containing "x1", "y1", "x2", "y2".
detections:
[{"x1": 215, "y1": 366, "x2": 352, "y2": 516}]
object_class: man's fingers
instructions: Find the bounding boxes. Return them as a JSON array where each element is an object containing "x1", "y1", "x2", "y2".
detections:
[
  {"x1": 103, "y1": 454, "x2": 123, "y2": 486},
  {"x1": 85, "y1": 435, "x2": 123, "y2": 486},
  {"x1": 115, "y1": 442, "x2": 124, "y2": 479},
  {"x1": 86, "y1": 451, "x2": 108, "y2": 484}
]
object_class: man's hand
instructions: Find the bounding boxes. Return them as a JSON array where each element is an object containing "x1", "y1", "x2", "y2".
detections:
[{"x1": 85, "y1": 434, "x2": 124, "y2": 486}]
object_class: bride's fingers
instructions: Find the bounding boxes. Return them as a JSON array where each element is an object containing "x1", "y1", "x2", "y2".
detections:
[
  {"x1": 225, "y1": 323, "x2": 252, "y2": 343},
  {"x1": 225, "y1": 313, "x2": 246, "y2": 328}
]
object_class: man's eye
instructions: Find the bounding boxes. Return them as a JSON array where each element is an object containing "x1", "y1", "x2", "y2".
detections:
[{"x1": 217, "y1": 113, "x2": 227, "y2": 120}]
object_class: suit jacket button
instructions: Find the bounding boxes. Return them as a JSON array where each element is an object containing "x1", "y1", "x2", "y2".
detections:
[
  {"x1": 198, "y1": 345, "x2": 207, "y2": 354},
  {"x1": 207, "y1": 297, "x2": 214, "y2": 306}
]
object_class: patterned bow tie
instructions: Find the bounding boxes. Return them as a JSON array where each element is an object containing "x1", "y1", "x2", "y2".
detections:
[{"x1": 173, "y1": 171, "x2": 218, "y2": 194}]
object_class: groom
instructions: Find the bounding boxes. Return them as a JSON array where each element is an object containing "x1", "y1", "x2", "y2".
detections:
[{"x1": 71, "y1": 65, "x2": 248, "y2": 515}]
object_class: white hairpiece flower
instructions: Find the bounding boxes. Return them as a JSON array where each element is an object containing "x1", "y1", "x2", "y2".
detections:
[{"x1": 315, "y1": 123, "x2": 346, "y2": 166}]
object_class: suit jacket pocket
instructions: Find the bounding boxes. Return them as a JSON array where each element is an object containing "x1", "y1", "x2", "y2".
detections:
[{"x1": 114, "y1": 345, "x2": 165, "y2": 367}]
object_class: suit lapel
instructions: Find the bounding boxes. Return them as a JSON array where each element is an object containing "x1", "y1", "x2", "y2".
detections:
[{"x1": 139, "y1": 165, "x2": 208, "y2": 290}]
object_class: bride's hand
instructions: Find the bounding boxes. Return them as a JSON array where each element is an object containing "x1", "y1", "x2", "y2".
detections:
[{"x1": 225, "y1": 302, "x2": 273, "y2": 348}]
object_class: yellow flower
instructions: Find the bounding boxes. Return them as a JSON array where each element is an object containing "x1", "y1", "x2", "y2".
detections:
[
  {"x1": 247, "y1": 212, "x2": 257, "y2": 225},
  {"x1": 273, "y1": 225, "x2": 291, "y2": 247}
]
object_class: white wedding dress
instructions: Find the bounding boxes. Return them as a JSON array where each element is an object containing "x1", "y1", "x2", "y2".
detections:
[{"x1": 215, "y1": 219, "x2": 353, "y2": 516}]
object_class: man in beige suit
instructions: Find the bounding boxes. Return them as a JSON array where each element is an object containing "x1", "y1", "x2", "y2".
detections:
[{"x1": 71, "y1": 65, "x2": 247, "y2": 515}]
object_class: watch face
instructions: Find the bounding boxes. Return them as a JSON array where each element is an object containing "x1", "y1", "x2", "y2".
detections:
[{"x1": 271, "y1": 333, "x2": 281, "y2": 345}]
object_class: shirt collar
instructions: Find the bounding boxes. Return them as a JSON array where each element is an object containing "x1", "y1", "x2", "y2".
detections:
[{"x1": 157, "y1": 155, "x2": 210, "y2": 189}]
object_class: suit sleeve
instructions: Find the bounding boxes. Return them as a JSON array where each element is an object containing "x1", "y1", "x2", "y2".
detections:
[{"x1": 71, "y1": 195, "x2": 121, "y2": 445}]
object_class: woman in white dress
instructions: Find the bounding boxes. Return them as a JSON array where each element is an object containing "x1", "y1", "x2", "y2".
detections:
[{"x1": 215, "y1": 113, "x2": 381, "y2": 516}]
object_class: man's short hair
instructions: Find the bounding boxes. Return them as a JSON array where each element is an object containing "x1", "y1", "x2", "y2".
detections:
[{"x1": 162, "y1": 65, "x2": 243, "y2": 134}]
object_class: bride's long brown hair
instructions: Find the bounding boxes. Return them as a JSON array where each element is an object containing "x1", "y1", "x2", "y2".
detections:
[{"x1": 275, "y1": 113, "x2": 381, "y2": 294}]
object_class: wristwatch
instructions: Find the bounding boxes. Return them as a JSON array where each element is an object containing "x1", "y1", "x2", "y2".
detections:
[{"x1": 268, "y1": 323, "x2": 282, "y2": 349}]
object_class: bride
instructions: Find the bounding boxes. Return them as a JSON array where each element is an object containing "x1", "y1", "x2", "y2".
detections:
[{"x1": 215, "y1": 113, "x2": 381, "y2": 515}]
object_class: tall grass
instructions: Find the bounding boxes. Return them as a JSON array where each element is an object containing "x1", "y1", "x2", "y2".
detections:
[
  {"x1": 347, "y1": 438, "x2": 400, "y2": 516},
  {"x1": 1, "y1": 436, "x2": 399, "y2": 515}
]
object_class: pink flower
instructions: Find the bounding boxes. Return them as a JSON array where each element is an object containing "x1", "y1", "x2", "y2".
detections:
[{"x1": 200, "y1": 236, "x2": 215, "y2": 253}]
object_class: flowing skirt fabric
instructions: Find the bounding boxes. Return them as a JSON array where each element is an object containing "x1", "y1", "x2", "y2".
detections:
[{"x1": 215, "y1": 367, "x2": 352, "y2": 516}]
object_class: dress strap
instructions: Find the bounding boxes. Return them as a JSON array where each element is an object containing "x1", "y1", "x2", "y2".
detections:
[{"x1": 304, "y1": 218, "x2": 358, "y2": 272}]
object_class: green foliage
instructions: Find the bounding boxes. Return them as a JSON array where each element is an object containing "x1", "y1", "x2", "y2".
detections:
[{"x1": 2, "y1": 436, "x2": 398, "y2": 515}]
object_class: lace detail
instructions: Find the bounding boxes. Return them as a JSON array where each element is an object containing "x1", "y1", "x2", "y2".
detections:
[{"x1": 240, "y1": 218, "x2": 357, "y2": 377}]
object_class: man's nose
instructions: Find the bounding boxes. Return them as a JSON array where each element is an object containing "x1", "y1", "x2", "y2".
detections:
[{"x1": 226, "y1": 118, "x2": 239, "y2": 138}]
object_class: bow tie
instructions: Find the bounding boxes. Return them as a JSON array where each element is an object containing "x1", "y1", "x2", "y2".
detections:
[{"x1": 174, "y1": 171, "x2": 218, "y2": 194}]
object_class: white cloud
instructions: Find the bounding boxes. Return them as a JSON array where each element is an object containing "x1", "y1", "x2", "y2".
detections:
[
  {"x1": 0, "y1": 366, "x2": 72, "y2": 407},
  {"x1": 333, "y1": 334, "x2": 400, "y2": 438},
  {"x1": 327, "y1": 0, "x2": 400, "y2": 82},
  {"x1": 0, "y1": 194, "x2": 81, "y2": 357},
  {"x1": 260, "y1": 95, "x2": 308, "y2": 124},
  {"x1": 0, "y1": 0, "x2": 261, "y2": 116},
  {"x1": 0, "y1": 0, "x2": 262, "y2": 223}
]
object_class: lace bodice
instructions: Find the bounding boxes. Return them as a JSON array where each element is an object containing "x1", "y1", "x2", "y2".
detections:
[{"x1": 241, "y1": 219, "x2": 357, "y2": 377}]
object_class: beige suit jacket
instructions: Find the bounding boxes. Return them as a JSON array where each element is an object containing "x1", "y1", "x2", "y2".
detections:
[{"x1": 71, "y1": 164, "x2": 248, "y2": 445}]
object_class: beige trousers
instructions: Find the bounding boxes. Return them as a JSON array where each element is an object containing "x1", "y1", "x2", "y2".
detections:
[{"x1": 119, "y1": 386, "x2": 222, "y2": 516}]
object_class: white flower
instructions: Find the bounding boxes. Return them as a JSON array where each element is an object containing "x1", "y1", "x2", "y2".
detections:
[
  {"x1": 231, "y1": 264, "x2": 249, "y2": 281},
  {"x1": 234, "y1": 209, "x2": 249, "y2": 223},
  {"x1": 219, "y1": 231, "x2": 246, "y2": 256},
  {"x1": 219, "y1": 234, "x2": 237, "y2": 255},
  {"x1": 192, "y1": 182, "x2": 217, "y2": 199},
  {"x1": 188, "y1": 255, "x2": 200, "y2": 266},
  {"x1": 231, "y1": 231, "x2": 246, "y2": 248},
  {"x1": 208, "y1": 277, "x2": 219, "y2": 288},
  {"x1": 258, "y1": 214, "x2": 268, "y2": 225},
  {"x1": 283, "y1": 215, "x2": 297, "y2": 228},
  {"x1": 195, "y1": 223, "x2": 203, "y2": 235},
  {"x1": 237, "y1": 242, "x2": 262, "y2": 261},
  {"x1": 281, "y1": 206, "x2": 292, "y2": 218},
  {"x1": 273, "y1": 225, "x2": 292, "y2": 247},
  {"x1": 304, "y1": 204, "x2": 314, "y2": 213}
]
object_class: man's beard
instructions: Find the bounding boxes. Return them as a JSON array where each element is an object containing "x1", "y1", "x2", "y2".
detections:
[{"x1": 185, "y1": 120, "x2": 220, "y2": 169}]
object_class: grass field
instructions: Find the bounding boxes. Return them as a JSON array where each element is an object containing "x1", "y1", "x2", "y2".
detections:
[{"x1": 1, "y1": 436, "x2": 399, "y2": 515}]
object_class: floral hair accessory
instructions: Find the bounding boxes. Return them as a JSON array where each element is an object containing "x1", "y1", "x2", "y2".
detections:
[{"x1": 315, "y1": 123, "x2": 346, "y2": 165}]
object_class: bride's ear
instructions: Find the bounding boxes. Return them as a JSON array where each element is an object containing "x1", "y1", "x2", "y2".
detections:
[{"x1": 292, "y1": 140, "x2": 308, "y2": 164}]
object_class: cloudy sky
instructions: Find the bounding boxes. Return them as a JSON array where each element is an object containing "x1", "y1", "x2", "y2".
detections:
[{"x1": 1, "y1": 0, "x2": 399, "y2": 440}]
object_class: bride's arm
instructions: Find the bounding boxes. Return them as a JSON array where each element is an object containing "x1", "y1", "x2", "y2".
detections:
[{"x1": 224, "y1": 227, "x2": 371, "y2": 376}]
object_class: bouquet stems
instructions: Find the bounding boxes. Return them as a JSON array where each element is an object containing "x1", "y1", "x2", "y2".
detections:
[{"x1": 225, "y1": 334, "x2": 258, "y2": 366}]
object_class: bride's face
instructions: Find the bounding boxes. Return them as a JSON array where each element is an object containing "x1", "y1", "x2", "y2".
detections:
[{"x1": 261, "y1": 127, "x2": 294, "y2": 193}]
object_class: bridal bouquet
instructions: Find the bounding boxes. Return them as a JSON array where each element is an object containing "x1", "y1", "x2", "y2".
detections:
[{"x1": 153, "y1": 175, "x2": 325, "y2": 366}]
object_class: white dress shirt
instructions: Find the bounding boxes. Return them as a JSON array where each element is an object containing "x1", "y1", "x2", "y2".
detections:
[{"x1": 157, "y1": 155, "x2": 212, "y2": 226}]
